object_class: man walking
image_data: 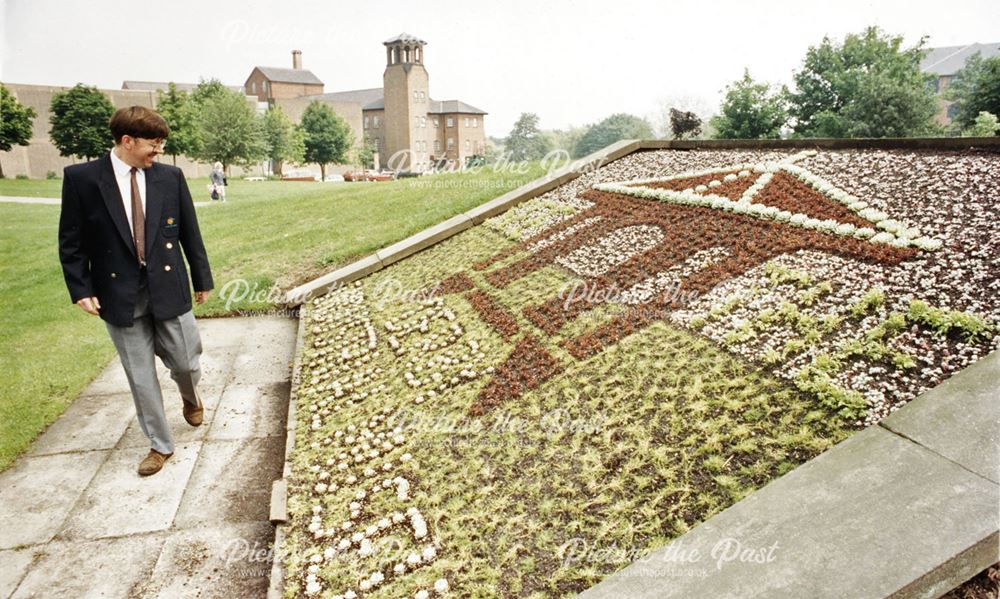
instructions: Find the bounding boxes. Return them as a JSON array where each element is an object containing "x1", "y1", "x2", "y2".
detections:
[{"x1": 58, "y1": 106, "x2": 214, "y2": 476}]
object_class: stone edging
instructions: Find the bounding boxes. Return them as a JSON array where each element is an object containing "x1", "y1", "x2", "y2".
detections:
[{"x1": 267, "y1": 303, "x2": 310, "y2": 599}]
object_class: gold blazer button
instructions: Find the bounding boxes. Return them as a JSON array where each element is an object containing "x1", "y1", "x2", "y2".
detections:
[{"x1": 166, "y1": 242, "x2": 174, "y2": 249}]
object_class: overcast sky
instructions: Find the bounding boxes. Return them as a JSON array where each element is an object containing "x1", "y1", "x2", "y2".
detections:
[{"x1": 3, "y1": 0, "x2": 998, "y2": 136}]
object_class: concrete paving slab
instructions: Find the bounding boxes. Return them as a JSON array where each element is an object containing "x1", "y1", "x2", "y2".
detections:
[
  {"x1": 577, "y1": 426, "x2": 999, "y2": 599},
  {"x1": 231, "y1": 345, "x2": 294, "y2": 386},
  {"x1": 0, "y1": 451, "x2": 108, "y2": 550},
  {"x1": 9, "y1": 533, "x2": 165, "y2": 599},
  {"x1": 240, "y1": 317, "x2": 298, "y2": 350},
  {"x1": 199, "y1": 316, "x2": 258, "y2": 351},
  {"x1": 173, "y1": 437, "x2": 284, "y2": 528},
  {"x1": 136, "y1": 522, "x2": 274, "y2": 599},
  {"x1": 116, "y1": 385, "x2": 226, "y2": 450},
  {"x1": 81, "y1": 355, "x2": 132, "y2": 395},
  {"x1": 881, "y1": 350, "x2": 1000, "y2": 483},
  {"x1": 0, "y1": 548, "x2": 35, "y2": 599},
  {"x1": 57, "y1": 442, "x2": 202, "y2": 541},
  {"x1": 208, "y1": 383, "x2": 290, "y2": 441},
  {"x1": 27, "y1": 393, "x2": 134, "y2": 456}
]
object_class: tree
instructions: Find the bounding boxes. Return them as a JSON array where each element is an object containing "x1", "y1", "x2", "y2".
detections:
[
  {"x1": 710, "y1": 70, "x2": 788, "y2": 139},
  {"x1": 669, "y1": 108, "x2": 702, "y2": 139},
  {"x1": 0, "y1": 84, "x2": 37, "y2": 178},
  {"x1": 947, "y1": 53, "x2": 1000, "y2": 131},
  {"x1": 156, "y1": 83, "x2": 201, "y2": 165},
  {"x1": 652, "y1": 94, "x2": 714, "y2": 138},
  {"x1": 962, "y1": 111, "x2": 1000, "y2": 137},
  {"x1": 543, "y1": 125, "x2": 588, "y2": 157},
  {"x1": 788, "y1": 27, "x2": 937, "y2": 138},
  {"x1": 263, "y1": 105, "x2": 305, "y2": 175},
  {"x1": 504, "y1": 113, "x2": 552, "y2": 161},
  {"x1": 191, "y1": 80, "x2": 266, "y2": 170},
  {"x1": 300, "y1": 101, "x2": 353, "y2": 180},
  {"x1": 573, "y1": 113, "x2": 653, "y2": 158},
  {"x1": 49, "y1": 84, "x2": 115, "y2": 160},
  {"x1": 354, "y1": 137, "x2": 378, "y2": 170}
]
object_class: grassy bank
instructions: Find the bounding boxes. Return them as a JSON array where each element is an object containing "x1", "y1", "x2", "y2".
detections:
[{"x1": 0, "y1": 164, "x2": 546, "y2": 471}]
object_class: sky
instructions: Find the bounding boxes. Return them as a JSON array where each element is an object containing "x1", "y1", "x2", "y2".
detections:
[{"x1": 3, "y1": 0, "x2": 998, "y2": 136}]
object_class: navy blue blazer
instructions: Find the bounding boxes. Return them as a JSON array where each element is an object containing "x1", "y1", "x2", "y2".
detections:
[{"x1": 58, "y1": 155, "x2": 214, "y2": 326}]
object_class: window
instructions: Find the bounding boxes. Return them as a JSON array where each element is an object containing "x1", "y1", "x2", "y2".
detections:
[
  {"x1": 364, "y1": 116, "x2": 369, "y2": 129},
  {"x1": 447, "y1": 137, "x2": 454, "y2": 149},
  {"x1": 472, "y1": 118, "x2": 478, "y2": 128},
  {"x1": 434, "y1": 139, "x2": 441, "y2": 152},
  {"x1": 463, "y1": 117, "x2": 469, "y2": 127},
  {"x1": 373, "y1": 116, "x2": 381, "y2": 128},
  {"x1": 446, "y1": 117, "x2": 454, "y2": 128},
  {"x1": 465, "y1": 139, "x2": 471, "y2": 151},
  {"x1": 251, "y1": 82, "x2": 256, "y2": 94},
  {"x1": 433, "y1": 118, "x2": 439, "y2": 127}
]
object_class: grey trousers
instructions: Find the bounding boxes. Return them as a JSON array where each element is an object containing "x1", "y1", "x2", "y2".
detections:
[{"x1": 105, "y1": 279, "x2": 203, "y2": 454}]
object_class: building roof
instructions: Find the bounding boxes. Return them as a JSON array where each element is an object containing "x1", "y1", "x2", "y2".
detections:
[
  {"x1": 253, "y1": 66, "x2": 324, "y2": 85},
  {"x1": 122, "y1": 81, "x2": 244, "y2": 93},
  {"x1": 384, "y1": 33, "x2": 427, "y2": 45},
  {"x1": 300, "y1": 87, "x2": 385, "y2": 106},
  {"x1": 428, "y1": 99, "x2": 487, "y2": 115},
  {"x1": 920, "y1": 42, "x2": 1000, "y2": 76}
]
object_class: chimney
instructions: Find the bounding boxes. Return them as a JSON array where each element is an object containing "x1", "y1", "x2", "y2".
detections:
[{"x1": 292, "y1": 50, "x2": 302, "y2": 70}]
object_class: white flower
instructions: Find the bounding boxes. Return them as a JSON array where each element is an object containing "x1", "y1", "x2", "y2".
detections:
[
  {"x1": 871, "y1": 232, "x2": 895, "y2": 244},
  {"x1": 435, "y1": 579, "x2": 450, "y2": 593},
  {"x1": 415, "y1": 591, "x2": 430, "y2": 599},
  {"x1": 913, "y1": 237, "x2": 943, "y2": 251},
  {"x1": 790, "y1": 213, "x2": 807, "y2": 225},
  {"x1": 854, "y1": 227, "x2": 876, "y2": 239},
  {"x1": 359, "y1": 580, "x2": 372, "y2": 591},
  {"x1": 890, "y1": 237, "x2": 911, "y2": 248},
  {"x1": 394, "y1": 562, "x2": 406, "y2": 574},
  {"x1": 422, "y1": 545, "x2": 438, "y2": 561},
  {"x1": 723, "y1": 173, "x2": 737, "y2": 182},
  {"x1": 835, "y1": 223, "x2": 856, "y2": 235},
  {"x1": 305, "y1": 581, "x2": 322, "y2": 595},
  {"x1": 695, "y1": 184, "x2": 708, "y2": 193}
]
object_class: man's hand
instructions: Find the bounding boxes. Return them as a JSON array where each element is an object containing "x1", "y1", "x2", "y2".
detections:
[
  {"x1": 77, "y1": 296, "x2": 101, "y2": 316},
  {"x1": 195, "y1": 290, "x2": 211, "y2": 304}
]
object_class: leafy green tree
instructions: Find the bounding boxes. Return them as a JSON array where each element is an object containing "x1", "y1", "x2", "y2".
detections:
[
  {"x1": 354, "y1": 137, "x2": 378, "y2": 170},
  {"x1": 962, "y1": 111, "x2": 999, "y2": 137},
  {"x1": 788, "y1": 27, "x2": 937, "y2": 137},
  {"x1": 191, "y1": 81, "x2": 266, "y2": 170},
  {"x1": 669, "y1": 108, "x2": 703, "y2": 139},
  {"x1": 573, "y1": 113, "x2": 653, "y2": 157},
  {"x1": 156, "y1": 83, "x2": 201, "y2": 165},
  {"x1": 947, "y1": 53, "x2": 1000, "y2": 130},
  {"x1": 49, "y1": 84, "x2": 115, "y2": 160},
  {"x1": 0, "y1": 84, "x2": 37, "y2": 178},
  {"x1": 300, "y1": 101, "x2": 353, "y2": 180},
  {"x1": 710, "y1": 70, "x2": 788, "y2": 139},
  {"x1": 544, "y1": 125, "x2": 588, "y2": 156},
  {"x1": 262, "y1": 105, "x2": 305, "y2": 175},
  {"x1": 504, "y1": 113, "x2": 552, "y2": 161}
]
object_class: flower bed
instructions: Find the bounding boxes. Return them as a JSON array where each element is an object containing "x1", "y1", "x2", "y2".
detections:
[{"x1": 284, "y1": 148, "x2": 998, "y2": 598}]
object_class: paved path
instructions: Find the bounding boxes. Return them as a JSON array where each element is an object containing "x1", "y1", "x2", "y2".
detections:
[
  {"x1": 0, "y1": 316, "x2": 297, "y2": 599},
  {"x1": 0, "y1": 196, "x2": 215, "y2": 207},
  {"x1": 579, "y1": 350, "x2": 999, "y2": 599}
]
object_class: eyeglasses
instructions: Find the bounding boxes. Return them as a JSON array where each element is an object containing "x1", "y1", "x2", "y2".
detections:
[{"x1": 135, "y1": 137, "x2": 165, "y2": 150}]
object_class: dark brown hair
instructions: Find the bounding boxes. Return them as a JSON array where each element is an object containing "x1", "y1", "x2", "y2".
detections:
[{"x1": 109, "y1": 106, "x2": 170, "y2": 144}]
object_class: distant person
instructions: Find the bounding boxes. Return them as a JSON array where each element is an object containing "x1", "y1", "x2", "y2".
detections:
[
  {"x1": 58, "y1": 106, "x2": 214, "y2": 477},
  {"x1": 209, "y1": 162, "x2": 227, "y2": 202}
]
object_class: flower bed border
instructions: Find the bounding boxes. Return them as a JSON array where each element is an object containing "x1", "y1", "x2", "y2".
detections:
[{"x1": 271, "y1": 136, "x2": 1000, "y2": 599}]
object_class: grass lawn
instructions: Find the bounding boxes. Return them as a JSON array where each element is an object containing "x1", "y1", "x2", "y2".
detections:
[{"x1": 0, "y1": 165, "x2": 546, "y2": 471}]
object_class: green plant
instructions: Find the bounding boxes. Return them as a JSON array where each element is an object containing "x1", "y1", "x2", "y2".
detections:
[
  {"x1": 906, "y1": 300, "x2": 994, "y2": 341},
  {"x1": 45, "y1": 171, "x2": 57, "y2": 180},
  {"x1": 849, "y1": 288, "x2": 885, "y2": 317}
]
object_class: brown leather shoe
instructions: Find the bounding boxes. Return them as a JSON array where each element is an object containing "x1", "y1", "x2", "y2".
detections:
[
  {"x1": 138, "y1": 449, "x2": 173, "y2": 476},
  {"x1": 182, "y1": 390, "x2": 204, "y2": 427}
]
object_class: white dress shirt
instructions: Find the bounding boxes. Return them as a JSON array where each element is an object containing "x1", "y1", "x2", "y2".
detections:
[{"x1": 109, "y1": 149, "x2": 147, "y2": 235}]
